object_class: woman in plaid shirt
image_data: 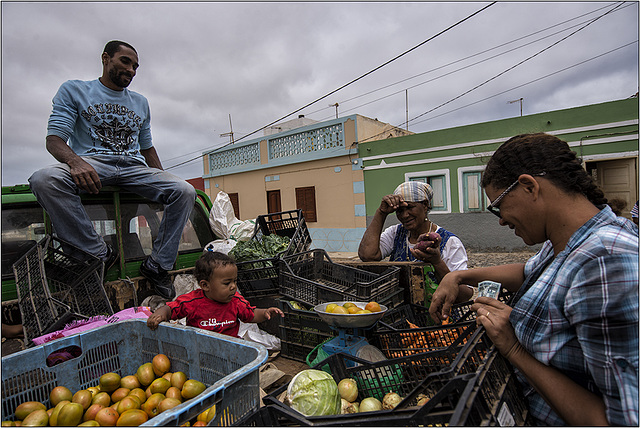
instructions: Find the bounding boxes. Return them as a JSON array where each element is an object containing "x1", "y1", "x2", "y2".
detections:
[{"x1": 430, "y1": 133, "x2": 638, "y2": 426}]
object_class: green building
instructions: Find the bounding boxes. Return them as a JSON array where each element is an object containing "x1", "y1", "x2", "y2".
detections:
[{"x1": 359, "y1": 98, "x2": 638, "y2": 251}]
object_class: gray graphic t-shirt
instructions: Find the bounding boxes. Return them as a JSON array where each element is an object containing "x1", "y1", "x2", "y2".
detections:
[{"x1": 47, "y1": 79, "x2": 152, "y2": 164}]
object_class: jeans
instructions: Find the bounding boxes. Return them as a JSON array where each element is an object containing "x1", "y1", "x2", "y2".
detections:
[{"x1": 29, "y1": 155, "x2": 196, "y2": 271}]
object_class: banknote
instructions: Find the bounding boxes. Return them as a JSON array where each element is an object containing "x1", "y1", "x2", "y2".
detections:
[{"x1": 477, "y1": 280, "x2": 501, "y2": 299}]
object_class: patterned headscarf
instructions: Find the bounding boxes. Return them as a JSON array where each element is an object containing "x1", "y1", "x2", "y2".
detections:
[{"x1": 393, "y1": 181, "x2": 434, "y2": 203}]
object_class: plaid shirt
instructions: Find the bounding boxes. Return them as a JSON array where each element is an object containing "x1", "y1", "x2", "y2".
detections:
[{"x1": 511, "y1": 206, "x2": 638, "y2": 426}]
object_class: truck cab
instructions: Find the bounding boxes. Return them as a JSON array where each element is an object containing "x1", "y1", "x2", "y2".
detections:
[{"x1": 1, "y1": 184, "x2": 216, "y2": 325}]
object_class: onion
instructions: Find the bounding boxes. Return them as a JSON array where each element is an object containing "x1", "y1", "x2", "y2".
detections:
[
  {"x1": 341, "y1": 398, "x2": 351, "y2": 414},
  {"x1": 382, "y1": 392, "x2": 402, "y2": 410},
  {"x1": 417, "y1": 393, "x2": 429, "y2": 406},
  {"x1": 346, "y1": 401, "x2": 359, "y2": 413},
  {"x1": 359, "y1": 397, "x2": 382, "y2": 413},
  {"x1": 337, "y1": 378, "x2": 358, "y2": 403}
]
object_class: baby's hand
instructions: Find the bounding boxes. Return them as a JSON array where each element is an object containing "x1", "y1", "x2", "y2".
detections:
[
  {"x1": 264, "y1": 307, "x2": 284, "y2": 320},
  {"x1": 147, "y1": 314, "x2": 164, "y2": 330}
]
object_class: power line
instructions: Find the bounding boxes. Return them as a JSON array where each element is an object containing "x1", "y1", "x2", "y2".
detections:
[
  {"x1": 356, "y1": 1, "x2": 626, "y2": 144},
  {"x1": 308, "y1": 1, "x2": 630, "y2": 120},
  {"x1": 165, "y1": 2, "x2": 496, "y2": 171},
  {"x1": 167, "y1": 2, "x2": 632, "y2": 167},
  {"x1": 405, "y1": 2, "x2": 625, "y2": 127},
  {"x1": 168, "y1": 1, "x2": 628, "y2": 167},
  {"x1": 320, "y1": 22, "x2": 597, "y2": 121},
  {"x1": 410, "y1": 40, "x2": 638, "y2": 127}
]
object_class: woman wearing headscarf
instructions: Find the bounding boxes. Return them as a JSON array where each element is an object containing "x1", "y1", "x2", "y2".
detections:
[
  {"x1": 430, "y1": 133, "x2": 638, "y2": 426},
  {"x1": 358, "y1": 181, "x2": 468, "y2": 284}
]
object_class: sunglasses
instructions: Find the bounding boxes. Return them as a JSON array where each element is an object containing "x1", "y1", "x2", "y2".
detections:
[{"x1": 487, "y1": 172, "x2": 546, "y2": 218}]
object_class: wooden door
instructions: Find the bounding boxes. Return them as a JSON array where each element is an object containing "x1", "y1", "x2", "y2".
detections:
[
  {"x1": 594, "y1": 158, "x2": 638, "y2": 218},
  {"x1": 267, "y1": 190, "x2": 281, "y2": 214}
]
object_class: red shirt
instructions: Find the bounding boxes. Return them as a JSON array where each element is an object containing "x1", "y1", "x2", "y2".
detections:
[{"x1": 166, "y1": 289, "x2": 255, "y2": 338}]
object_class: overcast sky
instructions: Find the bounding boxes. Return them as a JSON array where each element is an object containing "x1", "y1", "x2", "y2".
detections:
[{"x1": 2, "y1": 1, "x2": 638, "y2": 186}]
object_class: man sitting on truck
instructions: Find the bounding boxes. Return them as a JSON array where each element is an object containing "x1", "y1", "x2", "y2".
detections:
[{"x1": 28, "y1": 40, "x2": 195, "y2": 300}]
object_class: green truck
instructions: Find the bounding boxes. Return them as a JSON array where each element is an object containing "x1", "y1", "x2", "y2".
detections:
[{"x1": 1, "y1": 184, "x2": 216, "y2": 326}]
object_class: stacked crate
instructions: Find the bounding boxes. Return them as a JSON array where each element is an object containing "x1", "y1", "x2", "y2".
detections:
[
  {"x1": 233, "y1": 211, "x2": 404, "y2": 362},
  {"x1": 250, "y1": 319, "x2": 531, "y2": 426}
]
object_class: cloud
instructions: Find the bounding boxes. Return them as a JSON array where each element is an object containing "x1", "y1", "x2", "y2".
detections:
[{"x1": 2, "y1": 1, "x2": 637, "y2": 186}]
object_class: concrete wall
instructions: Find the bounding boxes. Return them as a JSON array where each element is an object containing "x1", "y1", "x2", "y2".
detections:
[
  {"x1": 370, "y1": 212, "x2": 541, "y2": 252},
  {"x1": 207, "y1": 156, "x2": 365, "y2": 229}
]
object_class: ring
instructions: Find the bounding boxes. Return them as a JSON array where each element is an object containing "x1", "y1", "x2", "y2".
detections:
[{"x1": 485, "y1": 310, "x2": 490, "y2": 317}]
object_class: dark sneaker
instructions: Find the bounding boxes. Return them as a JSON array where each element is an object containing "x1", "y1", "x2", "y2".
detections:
[
  {"x1": 102, "y1": 243, "x2": 119, "y2": 271},
  {"x1": 140, "y1": 257, "x2": 175, "y2": 300}
]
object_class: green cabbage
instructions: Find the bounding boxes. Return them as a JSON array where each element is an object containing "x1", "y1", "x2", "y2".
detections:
[{"x1": 286, "y1": 369, "x2": 341, "y2": 416}]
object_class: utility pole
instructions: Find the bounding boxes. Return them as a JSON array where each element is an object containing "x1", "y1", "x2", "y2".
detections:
[
  {"x1": 329, "y1": 103, "x2": 339, "y2": 119},
  {"x1": 220, "y1": 113, "x2": 234, "y2": 143},
  {"x1": 508, "y1": 98, "x2": 523, "y2": 116}
]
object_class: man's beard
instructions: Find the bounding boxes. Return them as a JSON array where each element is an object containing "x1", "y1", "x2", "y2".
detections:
[{"x1": 109, "y1": 68, "x2": 133, "y2": 88}]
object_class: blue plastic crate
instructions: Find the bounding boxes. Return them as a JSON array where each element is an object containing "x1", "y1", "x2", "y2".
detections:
[{"x1": 1, "y1": 319, "x2": 267, "y2": 426}]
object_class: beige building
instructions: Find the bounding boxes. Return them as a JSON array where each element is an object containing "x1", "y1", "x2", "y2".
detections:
[{"x1": 202, "y1": 114, "x2": 412, "y2": 251}]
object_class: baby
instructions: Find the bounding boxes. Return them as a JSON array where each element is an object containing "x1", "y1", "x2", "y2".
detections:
[{"x1": 147, "y1": 251, "x2": 283, "y2": 337}]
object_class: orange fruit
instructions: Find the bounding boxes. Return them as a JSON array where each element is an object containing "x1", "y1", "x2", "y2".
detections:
[{"x1": 365, "y1": 302, "x2": 382, "y2": 312}]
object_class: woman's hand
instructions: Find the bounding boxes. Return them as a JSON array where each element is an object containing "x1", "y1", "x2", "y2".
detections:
[
  {"x1": 379, "y1": 194, "x2": 406, "y2": 215},
  {"x1": 410, "y1": 232, "x2": 442, "y2": 265},
  {"x1": 471, "y1": 297, "x2": 521, "y2": 358},
  {"x1": 429, "y1": 272, "x2": 462, "y2": 323}
]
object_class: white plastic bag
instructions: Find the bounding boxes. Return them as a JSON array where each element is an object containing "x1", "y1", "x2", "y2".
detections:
[
  {"x1": 204, "y1": 239, "x2": 237, "y2": 254},
  {"x1": 238, "y1": 321, "x2": 281, "y2": 350},
  {"x1": 206, "y1": 191, "x2": 256, "y2": 254}
]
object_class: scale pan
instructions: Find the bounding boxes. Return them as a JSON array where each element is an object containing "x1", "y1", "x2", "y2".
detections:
[{"x1": 313, "y1": 301, "x2": 388, "y2": 328}]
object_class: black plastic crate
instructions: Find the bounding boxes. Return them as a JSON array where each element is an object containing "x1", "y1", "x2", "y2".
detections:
[
  {"x1": 264, "y1": 349, "x2": 468, "y2": 415},
  {"x1": 396, "y1": 340, "x2": 532, "y2": 426},
  {"x1": 262, "y1": 325, "x2": 492, "y2": 426},
  {"x1": 13, "y1": 235, "x2": 113, "y2": 345},
  {"x1": 277, "y1": 291, "x2": 404, "y2": 364},
  {"x1": 371, "y1": 320, "x2": 478, "y2": 359},
  {"x1": 262, "y1": 326, "x2": 530, "y2": 426},
  {"x1": 231, "y1": 404, "x2": 310, "y2": 427},
  {"x1": 253, "y1": 209, "x2": 313, "y2": 257},
  {"x1": 277, "y1": 299, "x2": 336, "y2": 363},
  {"x1": 379, "y1": 288, "x2": 515, "y2": 330},
  {"x1": 279, "y1": 249, "x2": 401, "y2": 307},
  {"x1": 236, "y1": 210, "x2": 312, "y2": 299}
]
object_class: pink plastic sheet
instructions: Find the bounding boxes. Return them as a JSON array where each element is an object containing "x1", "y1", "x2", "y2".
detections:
[{"x1": 32, "y1": 306, "x2": 152, "y2": 345}]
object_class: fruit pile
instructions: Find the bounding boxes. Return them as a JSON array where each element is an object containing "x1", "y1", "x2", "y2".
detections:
[
  {"x1": 324, "y1": 301, "x2": 382, "y2": 315},
  {"x1": 2, "y1": 353, "x2": 214, "y2": 427}
]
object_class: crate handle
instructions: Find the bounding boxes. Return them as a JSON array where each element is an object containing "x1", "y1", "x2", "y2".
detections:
[{"x1": 45, "y1": 344, "x2": 83, "y2": 367}]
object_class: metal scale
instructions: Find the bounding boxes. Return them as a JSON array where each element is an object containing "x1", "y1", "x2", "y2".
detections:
[{"x1": 313, "y1": 301, "x2": 388, "y2": 365}]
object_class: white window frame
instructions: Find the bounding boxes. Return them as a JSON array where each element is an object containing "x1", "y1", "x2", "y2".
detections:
[
  {"x1": 458, "y1": 166, "x2": 491, "y2": 213},
  {"x1": 405, "y1": 169, "x2": 451, "y2": 214}
]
